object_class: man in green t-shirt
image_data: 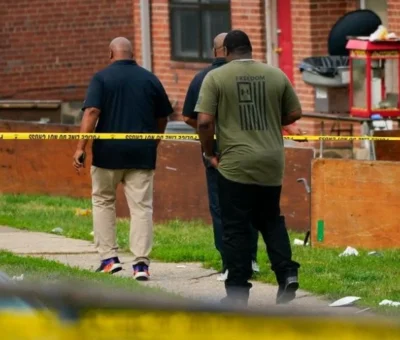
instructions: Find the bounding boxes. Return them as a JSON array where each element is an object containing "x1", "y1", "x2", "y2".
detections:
[{"x1": 195, "y1": 30, "x2": 302, "y2": 307}]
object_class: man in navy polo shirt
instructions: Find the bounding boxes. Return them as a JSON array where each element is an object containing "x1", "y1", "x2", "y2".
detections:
[
  {"x1": 73, "y1": 37, "x2": 173, "y2": 281},
  {"x1": 182, "y1": 33, "x2": 260, "y2": 282}
]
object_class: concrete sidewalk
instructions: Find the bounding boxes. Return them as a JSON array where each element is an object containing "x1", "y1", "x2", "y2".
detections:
[{"x1": 0, "y1": 226, "x2": 371, "y2": 315}]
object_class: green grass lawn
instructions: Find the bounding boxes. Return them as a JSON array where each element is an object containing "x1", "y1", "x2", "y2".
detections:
[
  {"x1": 1, "y1": 194, "x2": 400, "y2": 315},
  {"x1": 0, "y1": 251, "x2": 153, "y2": 294}
]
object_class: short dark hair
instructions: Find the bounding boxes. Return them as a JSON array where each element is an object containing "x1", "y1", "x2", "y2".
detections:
[{"x1": 223, "y1": 30, "x2": 252, "y2": 55}]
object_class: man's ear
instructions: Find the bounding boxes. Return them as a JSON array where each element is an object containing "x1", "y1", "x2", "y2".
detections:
[
  {"x1": 109, "y1": 50, "x2": 113, "y2": 60},
  {"x1": 212, "y1": 48, "x2": 216, "y2": 58}
]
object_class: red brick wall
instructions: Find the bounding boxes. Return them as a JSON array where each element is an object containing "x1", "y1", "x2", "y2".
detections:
[
  {"x1": 231, "y1": 0, "x2": 265, "y2": 61},
  {"x1": 133, "y1": 0, "x2": 143, "y2": 66},
  {"x1": 0, "y1": 0, "x2": 134, "y2": 101},
  {"x1": 2, "y1": 0, "x2": 399, "y2": 131},
  {"x1": 388, "y1": 0, "x2": 400, "y2": 33}
]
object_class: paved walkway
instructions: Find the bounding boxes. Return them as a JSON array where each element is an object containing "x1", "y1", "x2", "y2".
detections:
[{"x1": 0, "y1": 226, "x2": 371, "y2": 315}]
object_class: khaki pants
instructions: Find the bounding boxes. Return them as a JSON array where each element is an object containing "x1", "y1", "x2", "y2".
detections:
[{"x1": 91, "y1": 166, "x2": 154, "y2": 266}]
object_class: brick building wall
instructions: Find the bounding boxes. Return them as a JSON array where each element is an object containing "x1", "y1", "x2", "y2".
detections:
[
  {"x1": 149, "y1": 0, "x2": 266, "y2": 120},
  {"x1": 0, "y1": 0, "x2": 134, "y2": 101},
  {"x1": 388, "y1": 1, "x2": 400, "y2": 33},
  {"x1": 1, "y1": 0, "x2": 399, "y2": 145}
]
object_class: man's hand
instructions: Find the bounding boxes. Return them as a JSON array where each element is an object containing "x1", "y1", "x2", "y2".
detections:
[
  {"x1": 204, "y1": 153, "x2": 219, "y2": 168},
  {"x1": 208, "y1": 155, "x2": 219, "y2": 168},
  {"x1": 73, "y1": 149, "x2": 86, "y2": 174},
  {"x1": 283, "y1": 124, "x2": 303, "y2": 135},
  {"x1": 183, "y1": 116, "x2": 198, "y2": 130},
  {"x1": 283, "y1": 124, "x2": 308, "y2": 142}
]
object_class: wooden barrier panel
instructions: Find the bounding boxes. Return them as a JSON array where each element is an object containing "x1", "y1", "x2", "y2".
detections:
[
  {"x1": 374, "y1": 129, "x2": 400, "y2": 162},
  {"x1": 116, "y1": 141, "x2": 211, "y2": 224},
  {"x1": 0, "y1": 120, "x2": 312, "y2": 231},
  {"x1": 311, "y1": 158, "x2": 400, "y2": 249},
  {"x1": 117, "y1": 145, "x2": 314, "y2": 230},
  {"x1": 281, "y1": 146, "x2": 313, "y2": 231}
]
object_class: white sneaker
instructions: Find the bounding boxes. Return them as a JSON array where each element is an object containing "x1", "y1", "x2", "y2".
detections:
[
  {"x1": 217, "y1": 270, "x2": 228, "y2": 281},
  {"x1": 252, "y1": 261, "x2": 260, "y2": 273}
]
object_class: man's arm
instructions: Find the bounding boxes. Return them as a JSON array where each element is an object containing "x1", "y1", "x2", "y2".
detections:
[
  {"x1": 281, "y1": 75, "x2": 302, "y2": 126},
  {"x1": 154, "y1": 78, "x2": 174, "y2": 144},
  {"x1": 73, "y1": 74, "x2": 103, "y2": 172},
  {"x1": 76, "y1": 107, "x2": 100, "y2": 151},
  {"x1": 282, "y1": 111, "x2": 302, "y2": 126},
  {"x1": 198, "y1": 113, "x2": 215, "y2": 158},
  {"x1": 156, "y1": 117, "x2": 168, "y2": 135},
  {"x1": 183, "y1": 115, "x2": 198, "y2": 130},
  {"x1": 194, "y1": 73, "x2": 218, "y2": 166},
  {"x1": 182, "y1": 76, "x2": 200, "y2": 130}
]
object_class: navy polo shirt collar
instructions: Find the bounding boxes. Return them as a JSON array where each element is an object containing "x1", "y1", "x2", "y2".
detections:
[
  {"x1": 212, "y1": 58, "x2": 226, "y2": 66},
  {"x1": 112, "y1": 59, "x2": 137, "y2": 66}
]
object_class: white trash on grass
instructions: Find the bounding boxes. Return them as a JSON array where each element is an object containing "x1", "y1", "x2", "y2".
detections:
[
  {"x1": 293, "y1": 238, "x2": 309, "y2": 246},
  {"x1": 368, "y1": 251, "x2": 382, "y2": 257},
  {"x1": 51, "y1": 227, "x2": 63, "y2": 234},
  {"x1": 329, "y1": 296, "x2": 361, "y2": 307},
  {"x1": 379, "y1": 300, "x2": 400, "y2": 307},
  {"x1": 339, "y1": 246, "x2": 359, "y2": 257}
]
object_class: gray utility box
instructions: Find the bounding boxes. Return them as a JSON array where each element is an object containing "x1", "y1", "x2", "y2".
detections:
[
  {"x1": 314, "y1": 86, "x2": 349, "y2": 114},
  {"x1": 300, "y1": 57, "x2": 350, "y2": 113}
]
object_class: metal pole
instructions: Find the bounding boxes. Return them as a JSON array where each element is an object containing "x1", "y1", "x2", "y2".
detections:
[
  {"x1": 265, "y1": 0, "x2": 273, "y2": 64},
  {"x1": 140, "y1": 0, "x2": 152, "y2": 71},
  {"x1": 319, "y1": 121, "x2": 324, "y2": 158}
]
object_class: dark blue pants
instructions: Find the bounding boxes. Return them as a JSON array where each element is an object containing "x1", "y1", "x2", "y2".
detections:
[{"x1": 205, "y1": 165, "x2": 258, "y2": 271}]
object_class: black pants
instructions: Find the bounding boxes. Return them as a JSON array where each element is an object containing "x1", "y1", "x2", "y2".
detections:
[
  {"x1": 218, "y1": 172, "x2": 300, "y2": 300},
  {"x1": 205, "y1": 164, "x2": 258, "y2": 271}
]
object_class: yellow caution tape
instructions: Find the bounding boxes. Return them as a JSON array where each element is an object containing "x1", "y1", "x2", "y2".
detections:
[
  {"x1": 0, "y1": 310, "x2": 399, "y2": 340},
  {"x1": 0, "y1": 132, "x2": 397, "y2": 141}
]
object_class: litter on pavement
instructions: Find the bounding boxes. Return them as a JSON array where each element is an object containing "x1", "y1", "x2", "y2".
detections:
[
  {"x1": 329, "y1": 296, "x2": 361, "y2": 307},
  {"x1": 11, "y1": 274, "x2": 24, "y2": 282}
]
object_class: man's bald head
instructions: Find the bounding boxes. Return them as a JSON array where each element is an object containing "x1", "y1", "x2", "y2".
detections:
[
  {"x1": 213, "y1": 33, "x2": 227, "y2": 58},
  {"x1": 109, "y1": 37, "x2": 133, "y2": 61}
]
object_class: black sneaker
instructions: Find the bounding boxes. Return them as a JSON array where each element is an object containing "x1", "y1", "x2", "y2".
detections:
[
  {"x1": 276, "y1": 275, "x2": 299, "y2": 304},
  {"x1": 95, "y1": 257, "x2": 122, "y2": 274}
]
